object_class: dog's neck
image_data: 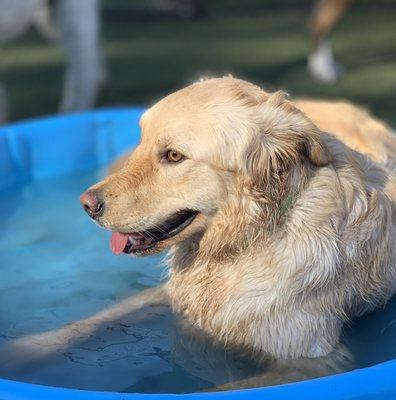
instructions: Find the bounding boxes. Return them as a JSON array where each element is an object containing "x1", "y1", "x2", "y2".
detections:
[
  {"x1": 166, "y1": 160, "x2": 314, "y2": 330},
  {"x1": 169, "y1": 160, "x2": 313, "y2": 271}
]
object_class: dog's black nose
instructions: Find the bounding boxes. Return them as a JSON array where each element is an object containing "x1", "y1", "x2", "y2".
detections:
[{"x1": 80, "y1": 189, "x2": 104, "y2": 219}]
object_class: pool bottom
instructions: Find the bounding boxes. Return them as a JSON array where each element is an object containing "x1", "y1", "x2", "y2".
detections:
[{"x1": 0, "y1": 170, "x2": 396, "y2": 393}]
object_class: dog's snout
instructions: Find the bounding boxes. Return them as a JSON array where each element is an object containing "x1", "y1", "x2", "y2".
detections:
[{"x1": 80, "y1": 189, "x2": 104, "y2": 219}]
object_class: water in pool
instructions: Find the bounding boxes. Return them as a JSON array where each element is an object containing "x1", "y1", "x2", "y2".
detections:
[{"x1": 0, "y1": 170, "x2": 396, "y2": 393}]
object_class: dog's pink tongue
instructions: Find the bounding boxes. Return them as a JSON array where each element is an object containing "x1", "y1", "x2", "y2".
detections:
[{"x1": 110, "y1": 232, "x2": 129, "y2": 255}]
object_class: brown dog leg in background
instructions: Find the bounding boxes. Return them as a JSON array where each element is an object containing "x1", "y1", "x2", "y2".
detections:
[{"x1": 308, "y1": 0, "x2": 354, "y2": 84}]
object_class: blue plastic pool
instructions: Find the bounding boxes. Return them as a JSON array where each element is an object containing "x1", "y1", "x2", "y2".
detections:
[{"x1": 1, "y1": 108, "x2": 396, "y2": 399}]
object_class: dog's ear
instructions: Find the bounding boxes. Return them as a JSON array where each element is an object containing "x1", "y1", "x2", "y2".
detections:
[
  {"x1": 304, "y1": 132, "x2": 331, "y2": 167},
  {"x1": 267, "y1": 91, "x2": 331, "y2": 166},
  {"x1": 243, "y1": 91, "x2": 331, "y2": 182}
]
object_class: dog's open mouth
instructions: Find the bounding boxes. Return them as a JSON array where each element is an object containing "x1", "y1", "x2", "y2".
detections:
[{"x1": 110, "y1": 209, "x2": 198, "y2": 255}]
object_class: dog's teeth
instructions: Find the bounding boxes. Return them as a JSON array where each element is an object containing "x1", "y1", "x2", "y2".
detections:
[{"x1": 128, "y1": 236, "x2": 139, "y2": 246}]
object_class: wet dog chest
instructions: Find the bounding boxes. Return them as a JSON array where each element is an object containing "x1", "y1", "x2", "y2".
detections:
[{"x1": 168, "y1": 270, "x2": 232, "y2": 330}]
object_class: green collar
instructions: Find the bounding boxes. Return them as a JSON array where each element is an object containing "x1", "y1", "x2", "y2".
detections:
[{"x1": 280, "y1": 194, "x2": 296, "y2": 216}]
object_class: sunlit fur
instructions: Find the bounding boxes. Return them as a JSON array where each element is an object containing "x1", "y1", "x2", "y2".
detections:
[{"x1": 91, "y1": 77, "x2": 396, "y2": 359}]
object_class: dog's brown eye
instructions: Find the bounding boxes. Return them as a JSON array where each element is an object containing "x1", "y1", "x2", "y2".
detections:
[{"x1": 165, "y1": 150, "x2": 184, "y2": 163}]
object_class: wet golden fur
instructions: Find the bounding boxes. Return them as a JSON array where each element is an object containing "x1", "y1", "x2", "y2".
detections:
[{"x1": 91, "y1": 77, "x2": 396, "y2": 359}]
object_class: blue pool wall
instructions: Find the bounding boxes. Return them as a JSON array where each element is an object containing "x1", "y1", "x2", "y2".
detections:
[{"x1": 0, "y1": 107, "x2": 144, "y2": 192}]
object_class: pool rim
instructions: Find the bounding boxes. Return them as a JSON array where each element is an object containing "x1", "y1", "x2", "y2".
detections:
[{"x1": 0, "y1": 358, "x2": 395, "y2": 399}]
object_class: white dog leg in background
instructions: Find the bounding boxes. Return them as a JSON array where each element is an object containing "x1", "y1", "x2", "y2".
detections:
[
  {"x1": 308, "y1": 39, "x2": 342, "y2": 85},
  {"x1": 32, "y1": 0, "x2": 59, "y2": 41},
  {"x1": 308, "y1": 0, "x2": 352, "y2": 85},
  {"x1": 0, "y1": 0, "x2": 44, "y2": 44},
  {"x1": 0, "y1": 0, "x2": 106, "y2": 117},
  {"x1": 56, "y1": 0, "x2": 107, "y2": 113},
  {"x1": 0, "y1": 0, "x2": 44, "y2": 124}
]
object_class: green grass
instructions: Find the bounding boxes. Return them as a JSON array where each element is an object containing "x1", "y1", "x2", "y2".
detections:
[{"x1": 1, "y1": 5, "x2": 396, "y2": 126}]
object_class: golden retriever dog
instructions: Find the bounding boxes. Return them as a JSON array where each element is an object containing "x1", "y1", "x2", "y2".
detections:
[{"x1": 78, "y1": 76, "x2": 396, "y2": 361}]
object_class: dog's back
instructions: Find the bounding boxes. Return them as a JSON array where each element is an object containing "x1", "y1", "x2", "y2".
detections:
[
  {"x1": 295, "y1": 98, "x2": 396, "y2": 316},
  {"x1": 295, "y1": 99, "x2": 396, "y2": 170}
]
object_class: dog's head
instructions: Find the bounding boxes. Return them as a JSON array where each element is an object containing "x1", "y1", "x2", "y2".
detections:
[{"x1": 81, "y1": 77, "x2": 331, "y2": 256}]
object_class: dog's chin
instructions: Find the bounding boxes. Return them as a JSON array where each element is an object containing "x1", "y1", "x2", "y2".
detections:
[{"x1": 112, "y1": 209, "x2": 200, "y2": 256}]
